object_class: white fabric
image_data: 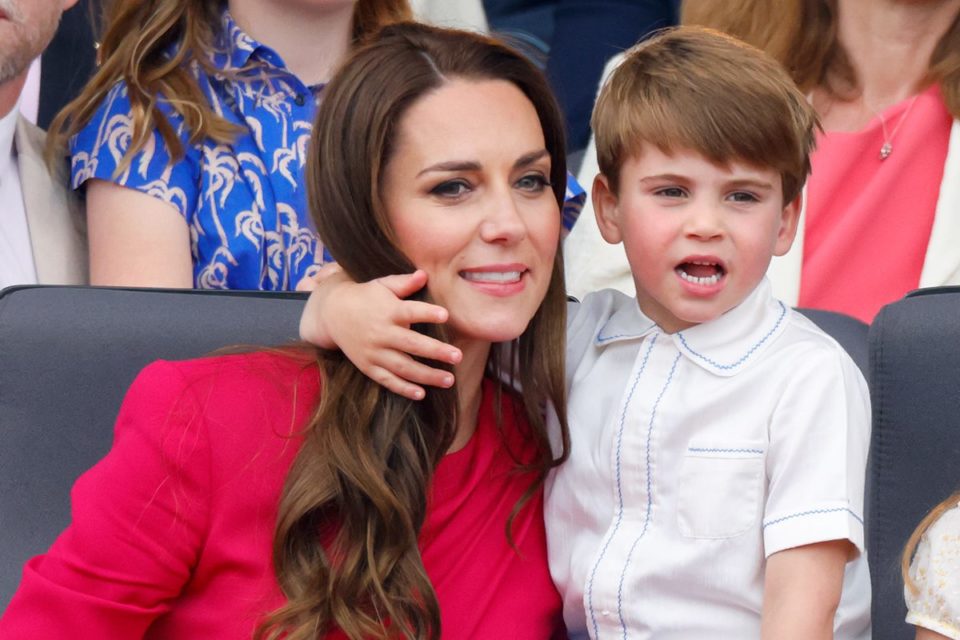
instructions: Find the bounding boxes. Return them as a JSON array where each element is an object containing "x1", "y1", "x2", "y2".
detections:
[
  {"x1": 565, "y1": 98, "x2": 960, "y2": 299},
  {"x1": 545, "y1": 278, "x2": 871, "y2": 639},
  {"x1": 0, "y1": 100, "x2": 37, "y2": 289},
  {"x1": 564, "y1": 52, "x2": 634, "y2": 299},
  {"x1": 410, "y1": 0, "x2": 487, "y2": 32},
  {"x1": 905, "y1": 503, "x2": 960, "y2": 639},
  {"x1": 19, "y1": 58, "x2": 41, "y2": 125}
]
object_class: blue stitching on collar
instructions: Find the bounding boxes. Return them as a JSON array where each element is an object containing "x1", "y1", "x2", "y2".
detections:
[
  {"x1": 616, "y1": 352, "x2": 681, "y2": 638},
  {"x1": 763, "y1": 506, "x2": 864, "y2": 528},
  {"x1": 676, "y1": 301, "x2": 787, "y2": 370},
  {"x1": 586, "y1": 334, "x2": 657, "y2": 639},
  {"x1": 687, "y1": 447, "x2": 764, "y2": 455},
  {"x1": 597, "y1": 331, "x2": 647, "y2": 343}
]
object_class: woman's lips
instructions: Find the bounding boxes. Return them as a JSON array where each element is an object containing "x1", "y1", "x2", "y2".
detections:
[{"x1": 459, "y1": 264, "x2": 528, "y2": 296}]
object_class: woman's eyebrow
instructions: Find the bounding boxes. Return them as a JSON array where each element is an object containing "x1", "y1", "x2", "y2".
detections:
[
  {"x1": 515, "y1": 149, "x2": 549, "y2": 169},
  {"x1": 417, "y1": 160, "x2": 481, "y2": 177},
  {"x1": 416, "y1": 149, "x2": 549, "y2": 178}
]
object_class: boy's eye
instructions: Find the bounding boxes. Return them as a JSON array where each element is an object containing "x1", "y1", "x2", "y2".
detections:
[
  {"x1": 430, "y1": 179, "x2": 471, "y2": 198},
  {"x1": 655, "y1": 187, "x2": 687, "y2": 198},
  {"x1": 728, "y1": 191, "x2": 759, "y2": 203},
  {"x1": 515, "y1": 173, "x2": 550, "y2": 192}
]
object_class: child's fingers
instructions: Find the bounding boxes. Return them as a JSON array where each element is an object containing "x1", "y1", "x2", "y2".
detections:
[
  {"x1": 375, "y1": 270, "x2": 428, "y2": 299},
  {"x1": 388, "y1": 328, "x2": 461, "y2": 364},
  {"x1": 374, "y1": 350, "x2": 455, "y2": 389},
  {"x1": 367, "y1": 365, "x2": 428, "y2": 401},
  {"x1": 394, "y1": 300, "x2": 450, "y2": 326}
]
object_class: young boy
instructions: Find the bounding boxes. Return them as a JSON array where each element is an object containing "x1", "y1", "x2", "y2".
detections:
[
  {"x1": 542, "y1": 27, "x2": 870, "y2": 640},
  {"x1": 301, "y1": 26, "x2": 870, "y2": 640}
]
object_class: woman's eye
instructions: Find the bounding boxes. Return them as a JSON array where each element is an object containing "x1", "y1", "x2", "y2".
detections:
[
  {"x1": 515, "y1": 173, "x2": 550, "y2": 192},
  {"x1": 430, "y1": 180, "x2": 471, "y2": 198},
  {"x1": 728, "y1": 191, "x2": 759, "y2": 203}
]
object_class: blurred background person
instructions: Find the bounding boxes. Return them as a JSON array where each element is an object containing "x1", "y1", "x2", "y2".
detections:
[
  {"x1": 1, "y1": 0, "x2": 86, "y2": 289},
  {"x1": 51, "y1": 0, "x2": 410, "y2": 290}
]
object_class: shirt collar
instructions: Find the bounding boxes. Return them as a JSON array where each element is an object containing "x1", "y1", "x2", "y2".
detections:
[
  {"x1": 594, "y1": 278, "x2": 789, "y2": 377},
  {"x1": 214, "y1": 8, "x2": 284, "y2": 72},
  {"x1": 0, "y1": 102, "x2": 20, "y2": 178}
]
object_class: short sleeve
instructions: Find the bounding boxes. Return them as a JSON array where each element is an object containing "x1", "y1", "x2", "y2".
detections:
[
  {"x1": 70, "y1": 81, "x2": 201, "y2": 219},
  {"x1": 761, "y1": 342, "x2": 870, "y2": 557},
  {"x1": 906, "y1": 506, "x2": 960, "y2": 639},
  {"x1": 0, "y1": 361, "x2": 211, "y2": 638}
]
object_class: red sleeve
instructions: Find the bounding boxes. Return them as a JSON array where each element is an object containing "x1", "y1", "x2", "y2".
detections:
[{"x1": 0, "y1": 361, "x2": 212, "y2": 638}]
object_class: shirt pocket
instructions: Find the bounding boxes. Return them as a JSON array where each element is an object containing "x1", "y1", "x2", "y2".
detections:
[{"x1": 677, "y1": 440, "x2": 765, "y2": 539}]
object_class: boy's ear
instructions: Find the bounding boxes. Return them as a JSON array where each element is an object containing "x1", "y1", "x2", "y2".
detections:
[
  {"x1": 593, "y1": 173, "x2": 623, "y2": 245},
  {"x1": 773, "y1": 192, "x2": 802, "y2": 257}
]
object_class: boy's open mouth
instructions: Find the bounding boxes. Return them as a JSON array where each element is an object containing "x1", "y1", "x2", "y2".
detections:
[{"x1": 676, "y1": 260, "x2": 725, "y2": 286}]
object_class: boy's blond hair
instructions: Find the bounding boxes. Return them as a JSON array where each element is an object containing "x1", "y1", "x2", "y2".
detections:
[{"x1": 592, "y1": 26, "x2": 818, "y2": 204}]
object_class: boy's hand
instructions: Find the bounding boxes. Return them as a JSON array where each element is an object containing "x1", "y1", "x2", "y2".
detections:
[{"x1": 298, "y1": 268, "x2": 462, "y2": 400}]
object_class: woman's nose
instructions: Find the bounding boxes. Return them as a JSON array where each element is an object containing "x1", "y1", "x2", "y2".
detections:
[{"x1": 479, "y1": 189, "x2": 527, "y2": 244}]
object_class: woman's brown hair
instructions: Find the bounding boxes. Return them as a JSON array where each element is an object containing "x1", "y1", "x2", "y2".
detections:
[
  {"x1": 46, "y1": 0, "x2": 412, "y2": 171},
  {"x1": 903, "y1": 490, "x2": 960, "y2": 594},
  {"x1": 682, "y1": 0, "x2": 960, "y2": 119},
  {"x1": 255, "y1": 22, "x2": 571, "y2": 640}
]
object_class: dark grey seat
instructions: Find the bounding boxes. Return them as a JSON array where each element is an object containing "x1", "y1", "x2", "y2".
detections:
[
  {"x1": 867, "y1": 286, "x2": 960, "y2": 640},
  {"x1": 0, "y1": 285, "x2": 877, "y2": 618},
  {"x1": 0, "y1": 285, "x2": 307, "y2": 611}
]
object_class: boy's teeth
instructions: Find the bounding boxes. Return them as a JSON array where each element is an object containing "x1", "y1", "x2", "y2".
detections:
[
  {"x1": 676, "y1": 267, "x2": 722, "y2": 286},
  {"x1": 462, "y1": 271, "x2": 522, "y2": 283}
]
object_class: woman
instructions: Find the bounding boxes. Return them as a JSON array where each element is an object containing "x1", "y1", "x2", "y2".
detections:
[
  {"x1": 52, "y1": 0, "x2": 410, "y2": 290},
  {"x1": 3, "y1": 23, "x2": 570, "y2": 638}
]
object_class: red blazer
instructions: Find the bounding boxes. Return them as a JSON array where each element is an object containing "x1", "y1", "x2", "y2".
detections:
[{"x1": 0, "y1": 352, "x2": 562, "y2": 638}]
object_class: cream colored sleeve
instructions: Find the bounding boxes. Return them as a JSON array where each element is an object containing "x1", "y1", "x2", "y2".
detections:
[{"x1": 905, "y1": 504, "x2": 960, "y2": 639}]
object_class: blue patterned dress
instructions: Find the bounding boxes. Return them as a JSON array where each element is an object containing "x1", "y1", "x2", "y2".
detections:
[{"x1": 71, "y1": 11, "x2": 585, "y2": 290}]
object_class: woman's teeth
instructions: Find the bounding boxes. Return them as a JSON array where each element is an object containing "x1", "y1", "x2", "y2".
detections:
[{"x1": 462, "y1": 271, "x2": 522, "y2": 283}]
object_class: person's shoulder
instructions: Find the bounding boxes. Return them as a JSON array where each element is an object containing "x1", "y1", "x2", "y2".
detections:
[
  {"x1": 773, "y1": 308, "x2": 863, "y2": 373},
  {"x1": 156, "y1": 348, "x2": 318, "y2": 394},
  {"x1": 568, "y1": 287, "x2": 635, "y2": 330},
  {"x1": 928, "y1": 503, "x2": 960, "y2": 541},
  {"x1": 131, "y1": 349, "x2": 320, "y2": 431}
]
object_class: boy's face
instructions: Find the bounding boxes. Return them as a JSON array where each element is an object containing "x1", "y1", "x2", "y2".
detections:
[{"x1": 593, "y1": 146, "x2": 800, "y2": 333}]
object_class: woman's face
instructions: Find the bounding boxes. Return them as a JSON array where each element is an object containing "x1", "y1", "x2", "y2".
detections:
[{"x1": 381, "y1": 78, "x2": 560, "y2": 347}]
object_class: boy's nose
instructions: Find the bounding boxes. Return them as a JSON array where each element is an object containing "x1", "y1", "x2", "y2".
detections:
[{"x1": 684, "y1": 203, "x2": 724, "y2": 239}]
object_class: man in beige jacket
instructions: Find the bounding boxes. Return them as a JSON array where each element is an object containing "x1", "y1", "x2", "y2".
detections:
[{"x1": 1, "y1": 0, "x2": 86, "y2": 289}]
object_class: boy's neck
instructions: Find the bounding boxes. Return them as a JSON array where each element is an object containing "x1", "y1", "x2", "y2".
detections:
[{"x1": 227, "y1": 0, "x2": 353, "y2": 86}]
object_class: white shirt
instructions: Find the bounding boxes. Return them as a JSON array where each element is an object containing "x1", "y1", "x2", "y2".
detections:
[
  {"x1": 546, "y1": 279, "x2": 871, "y2": 639},
  {"x1": 0, "y1": 100, "x2": 37, "y2": 289},
  {"x1": 905, "y1": 503, "x2": 960, "y2": 639}
]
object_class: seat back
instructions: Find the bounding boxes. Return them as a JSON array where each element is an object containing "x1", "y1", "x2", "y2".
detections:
[
  {"x1": 0, "y1": 286, "x2": 306, "y2": 610},
  {"x1": 868, "y1": 286, "x2": 960, "y2": 640}
]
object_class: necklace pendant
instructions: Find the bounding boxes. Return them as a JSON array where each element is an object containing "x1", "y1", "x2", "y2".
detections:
[{"x1": 879, "y1": 142, "x2": 893, "y2": 160}]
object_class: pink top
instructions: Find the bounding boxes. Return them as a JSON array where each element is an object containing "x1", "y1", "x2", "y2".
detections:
[
  {"x1": 0, "y1": 352, "x2": 563, "y2": 639},
  {"x1": 798, "y1": 84, "x2": 952, "y2": 323}
]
